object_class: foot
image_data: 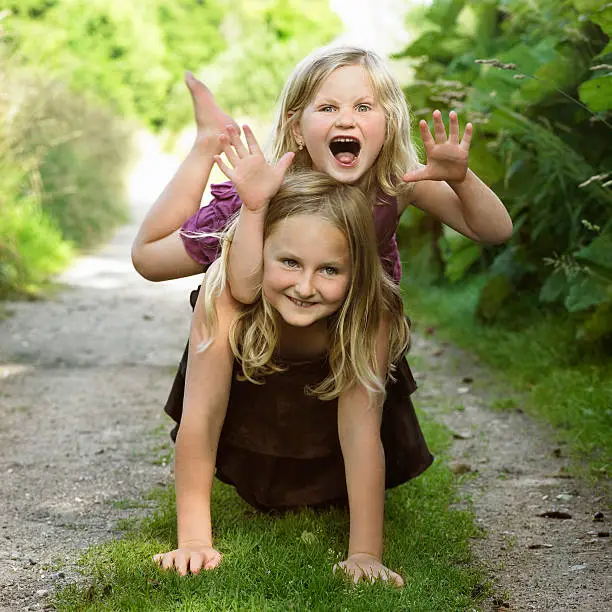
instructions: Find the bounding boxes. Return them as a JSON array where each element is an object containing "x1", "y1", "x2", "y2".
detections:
[{"x1": 185, "y1": 71, "x2": 239, "y2": 153}]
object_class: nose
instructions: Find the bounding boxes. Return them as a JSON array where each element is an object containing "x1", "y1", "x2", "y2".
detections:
[
  {"x1": 295, "y1": 271, "x2": 316, "y2": 298},
  {"x1": 335, "y1": 108, "x2": 355, "y2": 128}
]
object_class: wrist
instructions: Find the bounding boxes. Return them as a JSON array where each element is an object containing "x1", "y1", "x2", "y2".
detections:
[
  {"x1": 178, "y1": 537, "x2": 213, "y2": 548},
  {"x1": 240, "y1": 200, "x2": 270, "y2": 215},
  {"x1": 347, "y1": 551, "x2": 382, "y2": 562},
  {"x1": 447, "y1": 167, "x2": 472, "y2": 190}
]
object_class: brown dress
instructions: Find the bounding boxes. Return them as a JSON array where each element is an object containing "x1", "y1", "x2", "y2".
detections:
[{"x1": 164, "y1": 289, "x2": 434, "y2": 512}]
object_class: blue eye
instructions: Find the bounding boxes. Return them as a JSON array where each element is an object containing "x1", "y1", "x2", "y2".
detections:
[
  {"x1": 320, "y1": 105, "x2": 335, "y2": 112},
  {"x1": 322, "y1": 266, "x2": 338, "y2": 276},
  {"x1": 282, "y1": 258, "x2": 298, "y2": 268},
  {"x1": 356, "y1": 104, "x2": 370, "y2": 112}
]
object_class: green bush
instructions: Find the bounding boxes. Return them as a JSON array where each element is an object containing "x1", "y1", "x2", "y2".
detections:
[
  {"x1": 0, "y1": 44, "x2": 133, "y2": 296},
  {"x1": 397, "y1": 0, "x2": 612, "y2": 344},
  {"x1": 2, "y1": 0, "x2": 227, "y2": 131},
  {"x1": 12, "y1": 74, "x2": 134, "y2": 247}
]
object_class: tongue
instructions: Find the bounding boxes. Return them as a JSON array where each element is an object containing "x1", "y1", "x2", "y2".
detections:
[{"x1": 335, "y1": 152, "x2": 356, "y2": 165}]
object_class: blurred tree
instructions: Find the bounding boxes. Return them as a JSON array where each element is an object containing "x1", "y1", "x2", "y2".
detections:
[
  {"x1": 2, "y1": 0, "x2": 226, "y2": 129},
  {"x1": 2, "y1": 0, "x2": 340, "y2": 130},
  {"x1": 200, "y1": 0, "x2": 341, "y2": 118}
]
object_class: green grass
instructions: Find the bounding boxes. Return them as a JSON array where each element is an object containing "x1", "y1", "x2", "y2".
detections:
[
  {"x1": 53, "y1": 416, "x2": 488, "y2": 611},
  {"x1": 403, "y1": 275, "x2": 612, "y2": 479}
]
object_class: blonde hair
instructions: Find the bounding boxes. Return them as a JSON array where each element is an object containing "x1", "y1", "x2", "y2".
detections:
[
  {"x1": 201, "y1": 171, "x2": 409, "y2": 400},
  {"x1": 266, "y1": 45, "x2": 420, "y2": 197}
]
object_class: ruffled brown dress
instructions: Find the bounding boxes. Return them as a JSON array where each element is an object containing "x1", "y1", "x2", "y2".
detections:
[
  {"x1": 165, "y1": 288, "x2": 433, "y2": 512},
  {"x1": 164, "y1": 182, "x2": 434, "y2": 511}
]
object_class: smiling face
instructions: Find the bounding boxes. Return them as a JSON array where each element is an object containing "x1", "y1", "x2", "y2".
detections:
[
  {"x1": 262, "y1": 214, "x2": 351, "y2": 328},
  {"x1": 292, "y1": 64, "x2": 386, "y2": 183}
]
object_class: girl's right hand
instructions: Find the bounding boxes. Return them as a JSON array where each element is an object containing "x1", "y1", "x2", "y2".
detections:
[
  {"x1": 214, "y1": 125, "x2": 294, "y2": 212},
  {"x1": 153, "y1": 544, "x2": 222, "y2": 576},
  {"x1": 184, "y1": 71, "x2": 240, "y2": 155}
]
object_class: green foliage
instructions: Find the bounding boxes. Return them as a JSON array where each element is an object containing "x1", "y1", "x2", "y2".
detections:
[
  {"x1": 397, "y1": 0, "x2": 612, "y2": 344},
  {"x1": 2, "y1": 1, "x2": 340, "y2": 129},
  {"x1": 201, "y1": 0, "x2": 341, "y2": 118},
  {"x1": 0, "y1": 41, "x2": 133, "y2": 296},
  {"x1": 402, "y1": 272, "x2": 612, "y2": 478},
  {"x1": 2, "y1": 0, "x2": 227, "y2": 130},
  {"x1": 0, "y1": 199, "x2": 72, "y2": 298}
]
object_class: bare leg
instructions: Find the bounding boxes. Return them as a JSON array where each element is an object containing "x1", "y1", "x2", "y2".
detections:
[{"x1": 132, "y1": 75, "x2": 239, "y2": 281}]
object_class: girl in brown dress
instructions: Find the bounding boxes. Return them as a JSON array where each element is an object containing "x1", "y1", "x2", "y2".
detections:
[{"x1": 154, "y1": 148, "x2": 430, "y2": 586}]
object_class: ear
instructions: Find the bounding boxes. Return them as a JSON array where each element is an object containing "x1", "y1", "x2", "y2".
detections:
[{"x1": 288, "y1": 110, "x2": 302, "y2": 140}]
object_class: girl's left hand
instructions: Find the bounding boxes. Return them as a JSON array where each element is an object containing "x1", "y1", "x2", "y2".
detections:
[
  {"x1": 214, "y1": 124, "x2": 294, "y2": 212},
  {"x1": 333, "y1": 553, "x2": 404, "y2": 587},
  {"x1": 402, "y1": 110, "x2": 472, "y2": 184}
]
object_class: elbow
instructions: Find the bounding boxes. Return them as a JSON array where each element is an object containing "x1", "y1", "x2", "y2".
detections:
[
  {"x1": 488, "y1": 217, "x2": 514, "y2": 245},
  {"x1": 473, "y1": 217, "x2": 514, "y2": 246},
  {"x1": 228, "y1": 287, "x2": 259, "y2": 305},
  {"x1": 226, "y1": 276, "x2": 260, "y2": 305},
  {"x1": 131, "y1": 243, "x2": 159, "y2": 282}
]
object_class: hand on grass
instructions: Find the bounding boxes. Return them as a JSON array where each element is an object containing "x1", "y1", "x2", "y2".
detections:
[
  {"x1": 184, "y1": 71, "x2": 239, "y2": 155},
  {"x1": 153, "y1": 543, "x2": 222, "y2": 576},
  {"x1": 402, "y1": 110, "x2": 472, "y2": 185},
  {"x1": 333, "y1": 552, "x2": 404, "y2": 587},
  {"x1": 214, "y1": 124, "x2": 295, "y2": 212}
]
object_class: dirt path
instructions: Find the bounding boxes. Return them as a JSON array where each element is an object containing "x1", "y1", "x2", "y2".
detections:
[
  {"x1": 411, "y1": 335, "x2": 611, "y2": 610},
  {"x1": 0, "y1": 140, "x2": 610, "y2": 611}
]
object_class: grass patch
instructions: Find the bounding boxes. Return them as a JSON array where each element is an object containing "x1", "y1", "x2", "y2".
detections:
[
  {"x1": 403, "y1": 275, "x2": 612, "y2": 479},
  {"x1": 53, "y1": 415, "x2": 487, "y2": 611}
]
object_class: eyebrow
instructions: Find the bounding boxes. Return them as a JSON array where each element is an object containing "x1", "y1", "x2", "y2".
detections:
[
  {"x1": 276, "y1": 251, "x2": 345, "y2": 267},
  {"x1": 314, "y1": 96, "x2": 375, "y2": 105}
]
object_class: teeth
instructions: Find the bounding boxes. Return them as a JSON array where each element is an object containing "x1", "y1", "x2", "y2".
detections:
[
  {"x1": 331, "y1": 137, "x2": 359, "y2": 143},
  {"x1": 290, "y1": 297, "x2": 312, "y2": 307}
]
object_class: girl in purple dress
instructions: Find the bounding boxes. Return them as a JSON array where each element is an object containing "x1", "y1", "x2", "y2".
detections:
[{"x1": 133, "y1": 46, "x2": 512, "y2": 583}]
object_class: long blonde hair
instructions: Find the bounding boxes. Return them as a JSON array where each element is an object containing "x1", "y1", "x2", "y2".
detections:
[
  {"x1": 201, "y1": 171, "x2": 409, "y2": 400},
  {"x1": 266, "y1": 45, "x2": 419, "y2": 197}
]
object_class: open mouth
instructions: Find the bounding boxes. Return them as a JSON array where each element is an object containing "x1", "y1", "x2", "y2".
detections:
[{"x1": 329, "y1": 136, "x2": 361, "y2": 166}]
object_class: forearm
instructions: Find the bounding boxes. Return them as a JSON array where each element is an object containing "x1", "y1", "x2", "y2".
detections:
[
  {"x1": 174, "y1": 430, "x2": 216, "y2": 547},
  {"x1": 133, "y1": 140, "x2": 216, "y2": 249},
  {"x1": 227, "y1": 205, "x2": 266, "y2": 303},
  {"x1": 448, "y1": 169, "x2": 513, "y2": 244},
  {"x1": 338, "y1": 383, "x2": 386, "y2": 560},
  {"x1": 343, "y1": 431, "x2": 386, "y2": 559}
]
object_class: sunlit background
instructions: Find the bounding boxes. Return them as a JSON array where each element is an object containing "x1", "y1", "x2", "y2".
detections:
[
  {"x1": 1, "y1": 4, "x2": 610, "y2": 606},
  {"x1": 1, "y1": 0, "x2": 610, "y2": 343}
]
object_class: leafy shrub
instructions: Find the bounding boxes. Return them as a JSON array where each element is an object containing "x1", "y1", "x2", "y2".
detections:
[
  {"x1": 0, "y1": 39, "x2": 133, "y2": 295},
  {"x1": 397, "y1": 0, "x2": 612, "y2": 343}
]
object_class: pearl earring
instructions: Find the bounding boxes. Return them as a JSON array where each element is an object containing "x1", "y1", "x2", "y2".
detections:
[{"x1": 297, "y1": 139, "x2": 303, "y2": 151}]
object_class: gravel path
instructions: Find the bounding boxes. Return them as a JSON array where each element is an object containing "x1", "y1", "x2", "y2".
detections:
[{"x1": 0, "y1": 141, "x2": 609, "y2": 610}]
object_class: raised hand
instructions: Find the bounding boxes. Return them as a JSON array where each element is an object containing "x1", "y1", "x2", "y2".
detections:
[
  {"x1": 153, "y1": 543, "x2": 222, "y2": 576},
  {"x1": 214, "y1": 125, "x2": 295, "y2": 212},
  {"x1": 333, "y1": 553, "x2": 405, "y2": 587},
  {"x1": 402, "y1": 110, "x2": 472, "y2": 184},
  {"x1": 184, "y1": 71, "x2": 240, "y2": 154}
]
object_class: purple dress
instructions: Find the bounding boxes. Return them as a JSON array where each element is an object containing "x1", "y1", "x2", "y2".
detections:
[
  {"x1": 180, "y1": 182, "x2": 403, "y2": 282},
  {"x1": 165, "y1": 182, "x2": 433, "y2": 511}
]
